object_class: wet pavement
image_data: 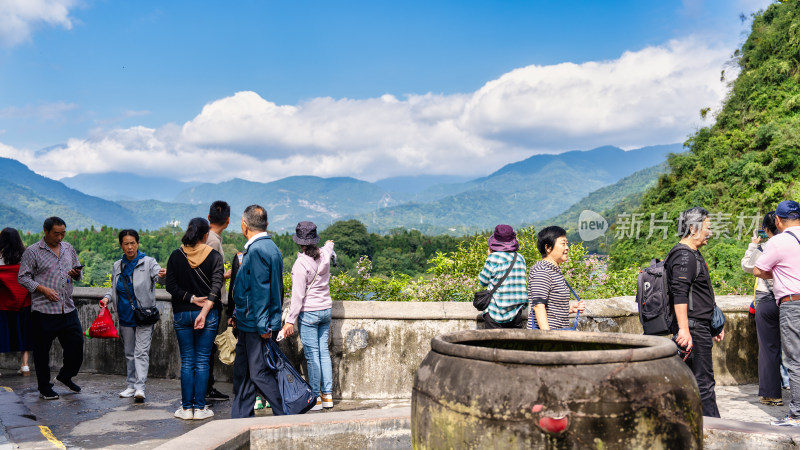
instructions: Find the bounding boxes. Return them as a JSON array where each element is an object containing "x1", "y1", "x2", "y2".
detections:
[
  {"x1": 0, "y1": 369, "x2": 795, "y2": 449},
  {"x1": 0, "y1": 372, "x2": 410, "y2": 449}
]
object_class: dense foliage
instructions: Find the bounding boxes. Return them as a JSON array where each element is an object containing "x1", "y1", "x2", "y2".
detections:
[
  {"x1": 17, "y1": 222, "x2": 463, "y2": 289},
  {"x1": 609, "y1": 1, "x2": 800, "y2": 295}
]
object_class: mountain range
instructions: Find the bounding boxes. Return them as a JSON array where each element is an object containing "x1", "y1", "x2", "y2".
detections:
[{"x1": 0, "y1": 143, "x2": 683, "y2": 234}]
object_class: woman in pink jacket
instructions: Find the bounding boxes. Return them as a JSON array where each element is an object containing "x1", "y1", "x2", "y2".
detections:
[{"x1": 280, "y1": 221, "x2": 335, "y2": 411}]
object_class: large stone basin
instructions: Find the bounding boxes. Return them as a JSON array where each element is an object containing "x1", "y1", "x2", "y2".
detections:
[{"x1": 411, "y1": 329, "x2": 702, "y2": 449}]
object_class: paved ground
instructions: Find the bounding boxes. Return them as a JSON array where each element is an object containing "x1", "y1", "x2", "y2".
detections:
[
  {"x1": 716, "y1": 384, "x2": 792, "y2": 424},
  {"x1": 0, "y1": 370, "x2": 792, "y2": 449},
  {"x1": 0, "y1": 372, "x2": 410, "y2": 449}
]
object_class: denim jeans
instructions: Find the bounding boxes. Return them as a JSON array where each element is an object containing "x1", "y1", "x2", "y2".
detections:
[
  {"x1": 298, "y1": 309, "x2": 333, "y2": 398},
  {"x1": 173, "y1": 309, "x2": 218, "y2": 409}
]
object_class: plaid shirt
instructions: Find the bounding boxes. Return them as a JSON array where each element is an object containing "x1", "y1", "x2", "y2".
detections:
[
  {"x1": 478, "y1": 251, "x2": 528, "y2": 323},
  {"x1": 18, "y1": 239, "x2": 81, "y2": 314}
]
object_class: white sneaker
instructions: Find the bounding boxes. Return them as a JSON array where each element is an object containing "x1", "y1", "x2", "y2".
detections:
[
  {"x1": 321, "y1": 393, "x2": 333, "y2": 408},
  {"x1": 119, "y1": 388, "x2": 136, "y2": 398},
  {"x1": 174, "y1": 408, "x2": 194, "y2": 420},
  {"x1": 311, "y1": 397, "x2": 323, "y2": 411},
  {"x1": 134, "y1": 389, "x2": 145, "y2": 401},
  {"x1": 193, "y1": 407, "x2": 214, "y2": 420}
]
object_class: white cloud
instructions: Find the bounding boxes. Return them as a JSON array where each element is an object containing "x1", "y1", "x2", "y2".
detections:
[
  {"x1": 0, "y1": 36, "x2": 731, "y2": 182},
  {"x1": 0, "y1": 0, "x2": 78, "y2": 47},
  {"x1": 0, "y1": 102, "x2": 77, "y2": 120}
]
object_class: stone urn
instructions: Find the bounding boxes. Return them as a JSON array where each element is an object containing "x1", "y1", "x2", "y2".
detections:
[{"x1": 411, "y1": 329, "x2": 701, "y2": 449}]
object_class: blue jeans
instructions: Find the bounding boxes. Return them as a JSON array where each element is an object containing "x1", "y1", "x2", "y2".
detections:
[
  {"x1": 173, "y1": 309, "x2": 218, "y2": 409},
  {"x1": 298, "y1": 309, "x2": 333, "y2": 398}
]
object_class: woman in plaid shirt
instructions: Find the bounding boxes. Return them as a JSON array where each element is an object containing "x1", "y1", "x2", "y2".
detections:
[{"x1": 478, "y1": 225, "x2": 528, "y2": 329}]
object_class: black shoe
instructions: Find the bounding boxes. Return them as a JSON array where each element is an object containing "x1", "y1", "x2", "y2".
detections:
[
  {"x1": 206, "y1": 387, "x2": 229, "y2": 400},
  {"x1": 56, "y1": 375, "x2": 81, "y2": 392},
  {"x1": 39, "y1": 388, "x2": 59, "y2": 400}
]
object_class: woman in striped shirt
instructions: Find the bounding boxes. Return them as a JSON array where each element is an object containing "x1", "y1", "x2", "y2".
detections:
[{"x1": 528, "y1": 226, "x2": 584, "y2": 330}]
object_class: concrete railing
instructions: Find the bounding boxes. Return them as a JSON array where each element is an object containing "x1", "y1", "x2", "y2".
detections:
[{"x1": 0, "y1": 288, "x2": 755, "y2": 399}]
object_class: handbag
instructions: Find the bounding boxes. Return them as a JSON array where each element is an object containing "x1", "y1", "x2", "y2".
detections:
[
  {"x1": 263, "y1": 338, "x2": 316, "y2": 415},
  {"x1": 711, "y1": 304, "x2": 725, "y2": 337},
  {"x1": 474, "y1": 253, "x2": 518, "y2": 311},
  {"x1": 121, "y1": 272, "x2": 161, "y2": 326}
]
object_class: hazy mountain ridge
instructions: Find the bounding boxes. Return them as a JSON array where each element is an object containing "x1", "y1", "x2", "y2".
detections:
[
  {"x1": 0, "y1": 143, "x2": 682, "y2": 233},
  {"x1": 61, "y1": 172, "x2": 200, "y2": 202},
  {"x1": 358, "y1": 144, "x2": 683, "y2": 233}
]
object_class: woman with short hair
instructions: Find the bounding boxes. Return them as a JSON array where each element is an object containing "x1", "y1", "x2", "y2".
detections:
[
  {"x1": 166, "y1": 218, "x2": 224, "y2": 420},
  {"x1": 0, "y1": 228, "x2": 32, "y2": 376},
  {"x1": 99, "y1": 229, "x2": 165, "y2": 402},
  {"x1": 528, "y1": 226, "x2": 585, "y2": 330}
]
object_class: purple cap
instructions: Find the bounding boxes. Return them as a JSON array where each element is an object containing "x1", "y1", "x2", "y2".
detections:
[
  {"x1": 487, "y1": 224, "x2": 519, "y2": 252},
  {"x1": 292, "y1": 221, "x2": 320, "y2": 246}
]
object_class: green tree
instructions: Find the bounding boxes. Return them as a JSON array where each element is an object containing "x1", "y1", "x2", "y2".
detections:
[{"x1": 320, "y1": 220, "x2": 374, "y2": 260}]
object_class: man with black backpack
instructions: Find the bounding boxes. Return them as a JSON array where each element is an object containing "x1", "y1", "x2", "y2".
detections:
[
  {"x1": 753, "y1": 200, "x2": 800, "y2": 427},
  {"x1": 666, "y1": 206, "x2": 723, "y2": 418}
]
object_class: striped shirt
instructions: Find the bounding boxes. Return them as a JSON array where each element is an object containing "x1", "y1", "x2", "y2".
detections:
[
  {"x1": 478, "y1": 251, "x2": 528, "y2": 323},
  {"x1": 18, "y1": 239, "x2": 81, "y2": 314},
  {"x1": 528, "y1": 260, "x2": 570, "y2": 329}
]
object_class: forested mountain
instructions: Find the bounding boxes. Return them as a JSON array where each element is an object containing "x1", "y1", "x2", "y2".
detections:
[
  {"x1": 0, "y1": 143, "x2": 681, "y2": 233},
  {"x1": 538, "y1": 161, "x2": 671, "y2": 253},
  {"x1": 609, "y1": 1, "x2": 800, "y2": 293},
  {"x1": 61, "y1": 172, "x2": 199, "y2": 202},
  {"x1": 173, "y1": 176, "x2": 399, "y2": 232},
  {"x1": 360, "y1": 144, "x2": 682, "y2": 234},
  {"x1": 0, "y1": 158, "x2": 145, "y2": 230}
]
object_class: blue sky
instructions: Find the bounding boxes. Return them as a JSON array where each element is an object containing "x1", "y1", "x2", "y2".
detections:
[{"x1": 0, "y1": 0, "x2": 775, "y2": 182}]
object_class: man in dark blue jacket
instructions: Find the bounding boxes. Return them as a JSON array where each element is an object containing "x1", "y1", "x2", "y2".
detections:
[{"x1": 231, "y1": 204, "x2": 285, "y2": 418}]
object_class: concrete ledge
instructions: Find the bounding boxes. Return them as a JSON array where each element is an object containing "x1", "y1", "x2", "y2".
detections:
[
  {"x1": 0, "y1": 289, "x2": 757, "y2": 398},
  {"x1": 705, "y1": 416, "x2": 800, "y2": 448},
  {"x1": 155, "y1": 407, "x2": 411, "y2": 450}
]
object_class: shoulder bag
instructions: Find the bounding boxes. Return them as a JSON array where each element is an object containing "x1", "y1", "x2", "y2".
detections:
[
  {"x1": 120, "y1": 266, "x2": 160, "y2": 326},
  {"x1": 473, "y1": 253, "x2": 518, "y2": 311}
]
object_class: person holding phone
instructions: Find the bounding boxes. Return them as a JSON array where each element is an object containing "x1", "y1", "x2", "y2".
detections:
[
  {"x1": 742, "y1": 212, "x2": 784, "y2": 406},
  {"x1": 17, "y1": 217, "x2": 84, "y2": 400}
]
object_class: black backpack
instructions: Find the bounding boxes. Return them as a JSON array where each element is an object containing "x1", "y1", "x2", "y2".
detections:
[{"x1": 636, "y1": 247, "x2": 700, "y2": 335}]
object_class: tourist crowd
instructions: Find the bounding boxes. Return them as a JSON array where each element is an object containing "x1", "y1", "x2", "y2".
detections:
[
  {"x1": 1, "y1": 200, "x2": 799, "y2": 426},
  {"x1": 478, "y1": 201, "x2": 800, "y2": 425},
  {"x1": 0, "y1": 201, "x2": 335, "y2": 420}
]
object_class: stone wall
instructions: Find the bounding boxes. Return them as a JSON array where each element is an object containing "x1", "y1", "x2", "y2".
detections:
[{"x1": 0, "y1": 288, "x2": 756, "y2": 398}]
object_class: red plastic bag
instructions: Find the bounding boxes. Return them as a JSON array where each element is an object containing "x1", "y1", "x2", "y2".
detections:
[{"x1": 85, "y1": 306, "x2": 119, "y2": 339}]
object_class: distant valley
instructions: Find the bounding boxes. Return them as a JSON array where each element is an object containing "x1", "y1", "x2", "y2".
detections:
[{"x1": 0, "y1": 143, "x2": 683, "y2": 234}]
